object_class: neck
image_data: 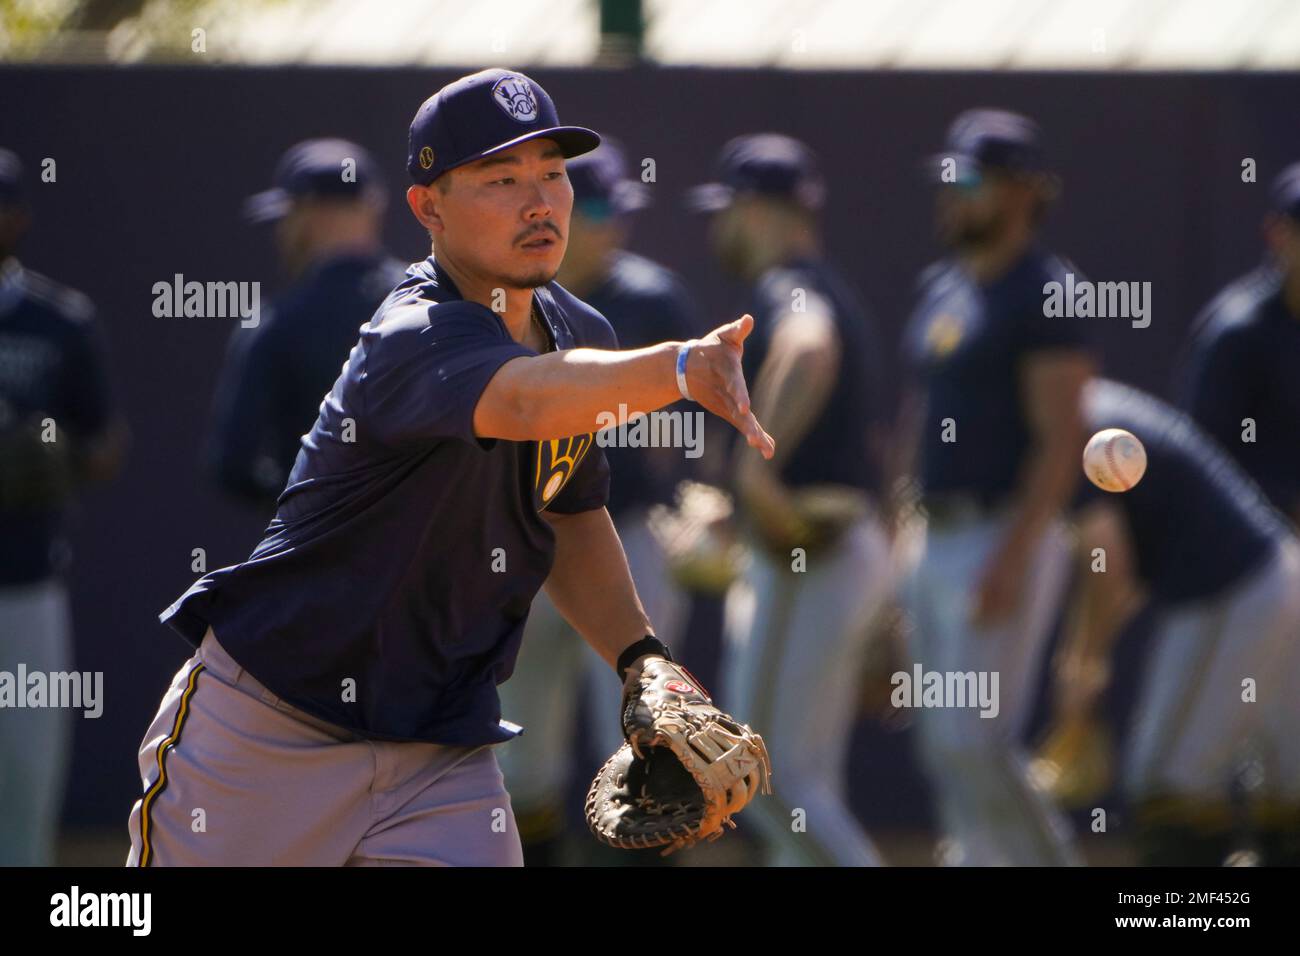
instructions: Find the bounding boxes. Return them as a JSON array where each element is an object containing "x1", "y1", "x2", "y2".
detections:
[
  {"x1": 435, "y1": 247, "x2": 536, "y2": 342},
  {"x1": 959, "y1": 220, "x2": 1035, "y2": 284}
]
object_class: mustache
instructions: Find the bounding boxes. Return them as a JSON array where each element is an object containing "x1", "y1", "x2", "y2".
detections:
[{"x1": 514, "y1": 221, "x2": 564, "y2": 245}]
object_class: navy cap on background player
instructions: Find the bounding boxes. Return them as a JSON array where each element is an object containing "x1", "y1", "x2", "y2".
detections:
[
  {"x1": 567, "y1": 137, "x2": 650, "y2": 219},
  {"x1": 243, "y1": 138, "x2": 386, "y2": 224},
  {"x1": 929, "y1": 108, "x2": 1048, "y2": 184},
  {"x1": 686, "y1": 133, "x2": 826, "y2": 212},
  {"x1": 0, "y1": 149, "x2": 24, "y2": 207},
  {"x1": 1270, "y1": 161, "x2": 1300, "y2": 221},
  {"x1": 406, "y1": 68, "x2": 600, "y2": 186}
]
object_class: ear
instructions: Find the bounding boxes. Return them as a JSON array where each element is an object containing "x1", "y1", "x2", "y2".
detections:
[{"x1": 405, "y1": 184, "x2": 445, "y2": 236}]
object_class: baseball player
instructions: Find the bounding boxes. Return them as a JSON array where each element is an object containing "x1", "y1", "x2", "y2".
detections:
[
  {"x1": 1048, "y1": 379, "x2": 1300, "y2": 865},
  {"x1": 1179, "y1": 162, "x2": 1300, "y2": 528},
  {"x1": 126, "y1": 68, "x2": 773, "y2": 867},
  {"x1": 897, "y1": 110, "x2": 1095, "y2": 865},
  {"x1": 494, "y1": 137, "x2": 705, "y2": 865},
  {"x1": 208, "y1": 139, "x2": 406, "y2": 510},
  {"x1": 690, "y1": 134, "x2": 890, "y2": 866},
  {"x1": 0, "y1": 148, "x2": 127, "y2": 864}
]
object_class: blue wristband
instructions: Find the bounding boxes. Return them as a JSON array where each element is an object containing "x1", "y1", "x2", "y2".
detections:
[{"x1": 675, "y1": 341, "x2": 697, "y2": 402}]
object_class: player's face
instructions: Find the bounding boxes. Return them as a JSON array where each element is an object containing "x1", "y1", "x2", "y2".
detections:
[
  {"x1": 431, "y1": 138, "x2": 573, "y2": 290},
  {"x1": 274, "y1": 198, "x2": 382, "y2": 279},
  {"x1": 560, "y1": 205, "x2": 626, "y2": 274},
  {"x1": 708, "y1": 201, "x2": 754, "y2": 277},
  {"x1": 273, "y1": 205, "x2": 314, "y2": 277},
  {"x1": 935, "y1": 175, "x2": 1008, "y2": 249}
]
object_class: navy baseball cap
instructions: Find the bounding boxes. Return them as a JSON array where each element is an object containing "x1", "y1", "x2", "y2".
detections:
[
  {"x1": 1270, "y1": 162, "x2": 1300, "y2": 221},
  {"x1": 0, "y1": 149, "x2": 24, "y2": 206},
  {"x1": 244, "y1": 138, "x2": 385, "y2": 224},
  {"x1": 407, "y1": 68, "x2": 600, "y2": 186},
  {"x1": 686, "y1": 134, "x2": 826, "y2": 212},
  {"x1": 931, "y1": 108, "x2": 1046, "y2": 182},
  {"x1": 567, "y1": 137, "x2": 649, "y2": 218}
]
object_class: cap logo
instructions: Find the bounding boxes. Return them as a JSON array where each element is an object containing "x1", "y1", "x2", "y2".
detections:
[
  {"x1": 492, "y1": 75, "x2": 539, "y2": 123},
  {"x1": 418, "y1": 146, "x2": 435, "y2": 170}
]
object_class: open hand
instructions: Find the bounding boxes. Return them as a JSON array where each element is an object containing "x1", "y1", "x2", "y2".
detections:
[{"x1": 683, "y1": 314, "x2": 775, "y2": 459}]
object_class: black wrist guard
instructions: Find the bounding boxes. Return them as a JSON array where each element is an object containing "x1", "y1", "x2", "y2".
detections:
[{"x1": 617, "y1": 635, "x2": 673, "y2": 684}]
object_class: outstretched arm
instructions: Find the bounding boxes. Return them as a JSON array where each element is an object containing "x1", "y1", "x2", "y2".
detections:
[
  {"x1": 1052, "y1": 500, "x2": 1145, "y2": 720},
  {"x1": 732, "y1": 305, "x2": 840, "y2": 547},
  {"x1": 474, "y1": 314, "x2": 776, "y2": 460},
  {"x1": 971, "y1": 350, "x2": 1094, "y2": 627}
]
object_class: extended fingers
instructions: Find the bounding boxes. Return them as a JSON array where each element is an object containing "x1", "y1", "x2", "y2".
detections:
[
  {"x1": 725, "y1": 364, "x2": 752, "y2": 417},
  {"x1": 723, "y1": 372, "x2": 773, "y2": 456},
  {"x1": 719, "y1": 399, "x2": 774, "y2": 458},
  {"x1": 743, "y1": 411, "x2": 776, "y2": 459},
  {"x1": 714, "y1": 374, "x2": 775, "y2": 459}
]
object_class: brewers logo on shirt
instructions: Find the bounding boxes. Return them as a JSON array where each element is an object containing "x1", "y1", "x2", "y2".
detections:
[
  {"x1": 534, "y1": 433, "x2": 593, "y2": 507},
  {"x1": 924, "y1": 312, "x2": 965, "y2": 359}
]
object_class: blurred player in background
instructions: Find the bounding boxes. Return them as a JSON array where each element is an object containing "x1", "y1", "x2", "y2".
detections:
[
  {"x1": 1045, "y1": 379, "x2": 1300, "y2": 865},
  {"x1": 896, "y1": 110, "x2": 1093, "y2": 865},
  {"x1": 496, "y1": 137, "x2": 705, "y2": 866},
  {"x1": 691, "y1": 134, "x2": 889, "y2": 866},
  {"x1": 207, "y1": 138, "x2": 405, "y2": 510},
  {"x1": 1179, "y1": 162, "x2": 1300, "y2": 528},
  {"x1": 0, "y1": 148, "x2": 127, "y2": 864}
]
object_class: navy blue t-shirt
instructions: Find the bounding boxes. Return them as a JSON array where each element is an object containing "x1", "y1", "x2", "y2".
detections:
[
  {"x1": 583, "y1": 251, "x2": 704, "y2": 516},
  {"x1": 904, "y1": 248, "x2": 1093, "y2": 501},
  {"x1": 741, "y1": 256, "x2": 882, "y2": 495},
  {"x1": 162, "y1": 256, "x2": 618, "y2": 745},
  {"x1": 0, "y1": 261, "x2": 114, "y2": 586},
  {"x1": 1076, "y1": 379, "x2": 1286, "y2": 605},
  {"x1": 1179, "y1": 264, "x2": 1300, "y2": 521},
  {"x1": 207, "y1": 252, "x2": 408, "y2": 505}
]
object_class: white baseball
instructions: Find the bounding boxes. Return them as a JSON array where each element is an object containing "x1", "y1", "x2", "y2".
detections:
[{"x1": 1082, "y1": 428, "x2": 1147, "y2": 492}]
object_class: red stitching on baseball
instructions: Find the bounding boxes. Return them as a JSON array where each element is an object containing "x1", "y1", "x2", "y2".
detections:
[{"x1": 1104, "y1": 435, "x2": 1128, "y2": 490}]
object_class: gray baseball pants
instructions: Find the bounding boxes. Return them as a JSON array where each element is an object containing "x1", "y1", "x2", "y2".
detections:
[{"x1": 126, "y1": 628, "x2": 523, "y2": 866}]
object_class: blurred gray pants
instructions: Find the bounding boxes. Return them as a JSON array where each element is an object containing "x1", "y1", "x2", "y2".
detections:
[
  {"x1": 901, "y1": 514, "x2": 1079, "y2": 866},
  {"x1": 720, "y1": 514, "x2": 891, "y2": 867},
  {"x1": 0, "y1": 577, "x2": 73, "y2": 866}
]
